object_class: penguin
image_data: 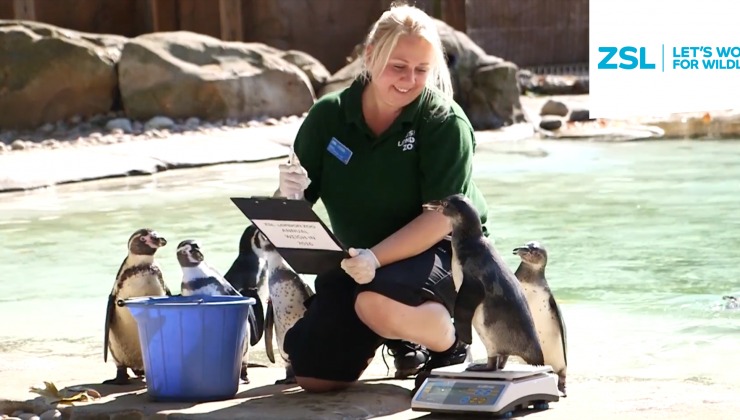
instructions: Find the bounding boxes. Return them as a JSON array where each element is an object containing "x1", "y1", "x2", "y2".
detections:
[
  {"x1": 249, "y1": 227, "x2": 315, "y2": 385},
  {"x1": 513, "y1": 241, "x2": 568, "y2": 397},
  {"x1": 422, "y1": 194, "x2": 545, "y2": 371},
  {"x1": 722, "y1": 295, "x2": 738, "y2": 310},
  {"x1": 176, "y1": 239, "x2": 259, "y2": 383},
  {"x1": 224, "y1": 224, "x2": 268, "y2": 346},
  {"x1": 104, "y1": 228, "x2": 171, "y2": 385}
]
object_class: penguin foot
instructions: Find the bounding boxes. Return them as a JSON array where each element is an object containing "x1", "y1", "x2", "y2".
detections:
[
  {"x1": 558, "y1": 381, "x2": 567, "y2": 397},
  {"x1": 240, "y1": 365, "x2": 250, "y2": 384},
  {"x1": 132, "y1": 369, "x2": 145, "y2": 378},
  {"x1": 275, "y1": 365, "x2": 296, "y2": 385},
  {"x1": 464, "y1": 362, "x2": 497, "y2": 372},
  {"x1": 102, "y1": 367, "x2": 131, "y2": 385}
]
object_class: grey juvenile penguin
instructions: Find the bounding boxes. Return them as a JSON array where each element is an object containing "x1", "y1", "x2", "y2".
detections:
[
  {"x1": 514, "y1": 241, "x2": 568, "y2": 396},
  {"x1": 423, "y1": 194, "x2": 545, "y2": 371},
  {"x1": 249, "y1": 227, "x2": 314, "y2": 385},
  {"x1": 104, "y1": 228, "x2": 171, "y2": 385},
  {"x1": 176, "y1": 239, "x2": 258, "y2": 383}
]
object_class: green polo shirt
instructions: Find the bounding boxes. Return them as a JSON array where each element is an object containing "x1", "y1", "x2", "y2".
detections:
[{"x1": 293, "y1": 78, "x2": 488, "y2": 249}]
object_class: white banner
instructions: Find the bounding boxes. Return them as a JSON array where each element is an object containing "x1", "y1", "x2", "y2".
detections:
[{"x1": 589, "y1": 0, "x2": 740, "y2": 118}]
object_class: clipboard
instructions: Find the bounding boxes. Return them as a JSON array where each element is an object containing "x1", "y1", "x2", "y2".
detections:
[{"x1": 230, "y1": 196, "x2": 350, "y2": 275}]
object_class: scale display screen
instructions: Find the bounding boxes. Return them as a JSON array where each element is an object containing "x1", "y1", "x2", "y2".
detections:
[{"x1": 415, "y1": 380, "x2": 505, "y2": 406}]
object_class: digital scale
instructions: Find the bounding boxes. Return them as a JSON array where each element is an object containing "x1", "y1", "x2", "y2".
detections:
[{"x1": 411, "y1": 363, "x2": 560, "y2": 418}]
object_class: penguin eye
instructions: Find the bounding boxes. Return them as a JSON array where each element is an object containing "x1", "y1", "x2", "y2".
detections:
[{"x1": 139, "y1": 236, "x2": 147, "y2": 242}]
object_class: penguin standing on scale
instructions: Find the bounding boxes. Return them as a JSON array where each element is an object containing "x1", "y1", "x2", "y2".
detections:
[
  {"x1": 104, "y1": 228, "x2": 171, "y2": 385},
  {"x1": 176, "y1": 239, "x2": 259, "y2": 383},
  {"x1": 422, "y1": 194, "x2": 545, "y2": 372}
]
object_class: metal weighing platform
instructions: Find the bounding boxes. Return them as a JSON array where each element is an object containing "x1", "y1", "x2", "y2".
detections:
[{"x1": 411, "y1": 363, "x2": 560, "y2": 418}]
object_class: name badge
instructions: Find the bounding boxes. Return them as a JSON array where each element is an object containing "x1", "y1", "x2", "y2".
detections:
[{"x1": 327, "y1": 137, "x2": 352, "y2": 164}]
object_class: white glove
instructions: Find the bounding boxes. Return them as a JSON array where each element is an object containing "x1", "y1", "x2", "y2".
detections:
[
  {"x1": 340, "y1": 248, "x2": 380, "y2": 284},
  {"x1": 278, "y1": 161, "x2": 311, "y2": 200}
]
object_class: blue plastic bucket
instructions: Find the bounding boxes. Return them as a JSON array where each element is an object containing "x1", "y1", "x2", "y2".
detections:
[{"x1": 122, "y1": 295, "x2": 255, "y2": 402}]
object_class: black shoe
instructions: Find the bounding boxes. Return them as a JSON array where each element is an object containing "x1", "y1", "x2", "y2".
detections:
[
  {"x1": 410, "y1": 339, "x2": 469, "y2": 396},
  {"x1": 421, "y1": 338, "x2": 469, "y2": 372},
  {"x1": 384, "y1": 339, "x2": 429, "y2": 379}
]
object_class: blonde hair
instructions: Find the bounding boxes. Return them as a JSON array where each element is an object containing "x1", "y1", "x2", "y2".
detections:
[{"x1": 359, "y1": 3, "x2": 453, "y2": 112}]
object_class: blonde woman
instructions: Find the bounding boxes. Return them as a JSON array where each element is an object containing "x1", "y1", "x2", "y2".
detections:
[{"x1": 276, "y1": 3, "x2": 489, "y2": 392}]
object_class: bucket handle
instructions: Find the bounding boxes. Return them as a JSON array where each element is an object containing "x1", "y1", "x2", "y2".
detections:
[{"x1": 116, "y1": 298, "x2": 206, "y2": 307}]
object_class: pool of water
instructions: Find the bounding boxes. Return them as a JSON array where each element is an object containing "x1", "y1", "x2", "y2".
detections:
[{"x1": 1, "y1": 138, "x2": 738, "y2": 386}]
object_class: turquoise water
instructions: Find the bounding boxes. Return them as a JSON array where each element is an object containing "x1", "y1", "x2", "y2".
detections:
[{"x1": 1, "y1": 138, "x2": 738, "y2": 387}]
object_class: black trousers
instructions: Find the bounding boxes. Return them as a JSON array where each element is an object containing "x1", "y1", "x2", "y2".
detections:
[{"x1": 283, "y1": 239, "x2": 456, "y2": 382}]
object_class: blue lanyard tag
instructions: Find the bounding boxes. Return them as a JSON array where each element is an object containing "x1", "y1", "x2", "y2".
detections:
[{"x1": 327, "y1": 137, "x2": 352, "y2": 164}]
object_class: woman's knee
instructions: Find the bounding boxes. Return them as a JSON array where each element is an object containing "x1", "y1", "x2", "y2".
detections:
[
  {"x1": 355, "y1": 291, "x2": 401, "y2": 337},
  {"x1": 295, "y1": 376, "x2": 354, "y2": 393}
]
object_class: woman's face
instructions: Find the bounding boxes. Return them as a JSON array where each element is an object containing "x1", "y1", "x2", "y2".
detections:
[{"x1": 370, "y1": 34, "x2": 435, "y2": 110}]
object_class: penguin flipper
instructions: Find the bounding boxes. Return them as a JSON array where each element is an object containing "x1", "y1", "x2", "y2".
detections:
[
  {"x1": 453, "y1": 275, "x2": 485, "y2": 345},
  {"x1": 264, "y1": 300, "x2": 275, "y2": 364},
  {"x1": 243, "y1": 288, "x2": 265, "y2": 345},
  {"x1": 103, "y1": 293, "x2": 116, "y2": 363},
  {"x1": 550, "y1": 294, "x2": 568, "y2": 366}
]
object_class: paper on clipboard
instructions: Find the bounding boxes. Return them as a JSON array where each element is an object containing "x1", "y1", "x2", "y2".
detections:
[
  {"x1": 250, "y1": 219, "x2": 343, "y2": 252},
  {"x1": 230, "y1": 196, "x2": 349, "y2": 275}
]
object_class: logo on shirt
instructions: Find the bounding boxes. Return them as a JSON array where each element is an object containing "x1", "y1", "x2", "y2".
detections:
[{"x1": 398, "y1": 130, "x2": 415, "y2": 152}]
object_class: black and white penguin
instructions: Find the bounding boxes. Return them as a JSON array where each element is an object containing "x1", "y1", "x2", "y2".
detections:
[
  {"x1": 722, "y1": 295, "x2": 738, "y2": 310},
  {"x1": 104, "y1": 228, "x2": 171, "y2": 385},
  {"x1": 423, "y1": 194, "x2": 545, "y2": 371},
  {"x1": 249, "y1": 228, "x2": 314, "y2": 385},
  {"x1": 176, "y1": 239, "x2": 258, "y2": 383},
  {"x1": 224, "y1": 224, "x2": 267, "y2": 346},
  {"x1": 513, "y1": 241, "x2": 568, "y2": 396}
]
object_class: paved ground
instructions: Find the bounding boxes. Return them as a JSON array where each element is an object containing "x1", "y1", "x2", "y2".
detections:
[{"x1": 1, "y1": 345, "x2": 739, "y2": 420}]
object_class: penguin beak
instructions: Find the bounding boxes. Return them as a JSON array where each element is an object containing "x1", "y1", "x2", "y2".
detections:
[
  {"x1": 512, "y1": 246, "x2": 529, "y2": 256},
  {"x1": 157, "y1": 237, "x2": 167, "y2": 247},
  {"x1": 422, "y1": 200, "x2": 445, "y2": 212}
]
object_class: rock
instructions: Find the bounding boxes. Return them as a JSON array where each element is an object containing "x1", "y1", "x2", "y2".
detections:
[
  {"x1": 319, "y1": 19, "x2": 525, "y2": 130},
  {"x1": 464, "y1": 62, "x2": 524, "y2": 130},
  {"x1": 185, "y1": 117, "x2": 201, "y2": 129},
  {"x1": 569, "y1": 108, "x2": 593, "y2": 122},
  {"x1": 106, "y1": 118, "x2": 133, "y2": 133},
  {"x1": 39, "y1": 123, "x2": 55, "y2": 133},
  {"x1": 144, "y1": 116, "x2": 175, "y2": 130},
  {"x1": 0, "y1": 20, "x2": 126, "y2": 130},
  {"x1": 17, "y1": 414, "x2": 39, "y2": 420},
  {"x1": 118, "y1": 31, "x2": 316, "y2": 122},
  {"x1": 10, "y1": 140, "x2": 26, "y2": 151},
  {"x1": 0, "y1": 143, "x2": 7, "y2": 153},
  {"x1": 39, "y1": 409, "x2": 61, "y2": 420},
  {"x1": 539, "y1": 116, "x2": 563, "y2": 130},
  {"x1": 280, "y1": 49, "x2": 332, "y2": 95},
  {"x1": 540, "y1": 99, "x2": 569, "y2": 117},
  {"x1": 524, "y1": 74, "x2": 589, "y2": 95}
]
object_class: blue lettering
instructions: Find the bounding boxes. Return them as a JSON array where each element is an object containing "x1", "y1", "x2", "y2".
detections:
[
  {"x1": 597, "y1": 47, "x2": 618, "y2": 69},
  {"x1": 715, "y1": 46, "x2": 740, "y2": 58},
  {"x1": 598, "y1": 46, "x2": 655, "y2": 70}
]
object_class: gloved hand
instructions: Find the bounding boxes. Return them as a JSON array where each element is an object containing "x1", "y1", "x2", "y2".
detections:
[
  {"x1": 278, "y1": 159, "x2": 311, "y2": 200},
  {"x1": 340, "y1": 248, "x2": 380, "y2": 284}
]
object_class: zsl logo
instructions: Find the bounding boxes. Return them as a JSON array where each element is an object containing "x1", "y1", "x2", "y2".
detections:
[{"x1": 597, "y1": 46, "x2": 656, "y2": 69}]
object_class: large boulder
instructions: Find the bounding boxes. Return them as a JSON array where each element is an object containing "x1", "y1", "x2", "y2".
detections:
[
  {"x1": 118, "y1": 31, "x2": 316, "y2": 122},
  {"x1": 320, "y1": 19, "x2": 526, "y2": 130},
  {"x1": 0, "y1": 20, "x2": 125, "y2": 130}
]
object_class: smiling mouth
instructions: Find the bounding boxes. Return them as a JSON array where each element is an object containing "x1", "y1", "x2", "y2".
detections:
[{"x1": 394, "y1": 86, "x2": 410, "y2": 93}]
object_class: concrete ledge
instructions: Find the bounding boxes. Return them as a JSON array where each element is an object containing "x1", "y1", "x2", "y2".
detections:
[{"x1": 0, "y1": 122, "x2": 300, "y2": 193}]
